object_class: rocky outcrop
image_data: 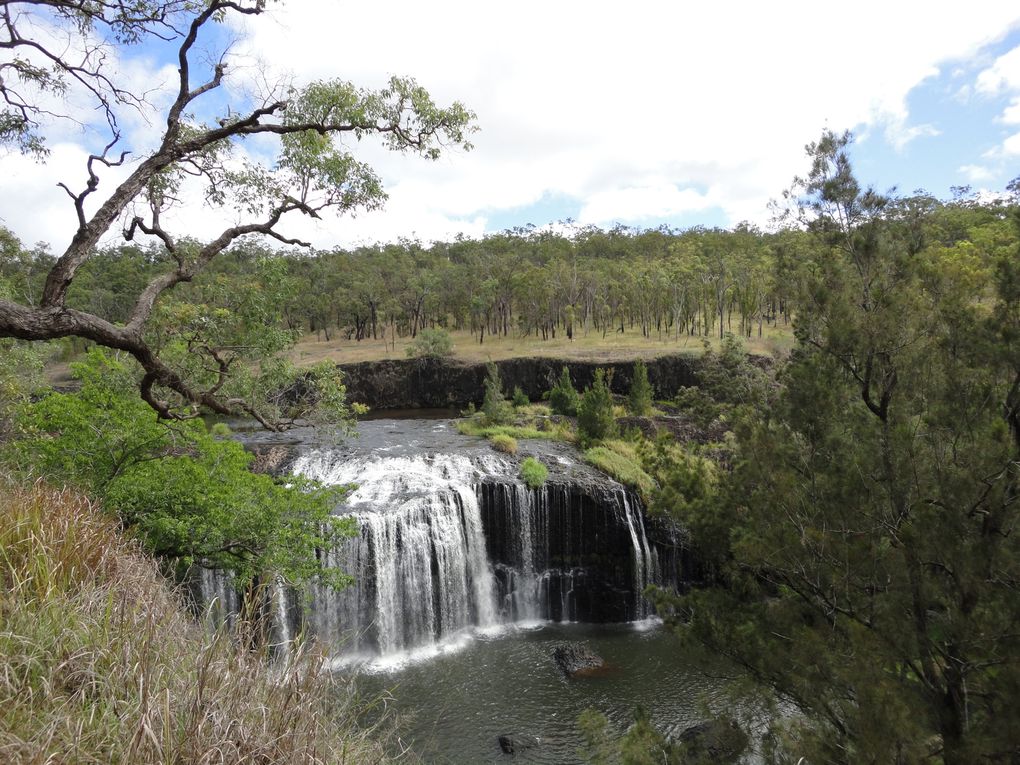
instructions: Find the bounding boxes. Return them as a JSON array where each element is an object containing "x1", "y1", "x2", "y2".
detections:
[
  {"x1": 552, "y1": 643, "x2": 605, "y2": 676},
  {"x1": 497, "y1": 734, "x2": 540, "y2": 755},
  {"x1": 336, "y1": 355, "x2": 700, "y2": 410}
]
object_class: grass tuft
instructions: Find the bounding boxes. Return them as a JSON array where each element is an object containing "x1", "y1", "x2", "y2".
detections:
[
  {"x1": 584, "y1": 440, "x2": 656, "y2": 500},
  {"x1": 489, "y1": 434, "x2": 518, "y2": 454},
  {"x1": 0, "y1": 480, "x2": 389, "y2": 765}
]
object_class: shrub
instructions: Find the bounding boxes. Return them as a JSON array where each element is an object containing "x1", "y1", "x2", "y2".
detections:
[
  {"x1": 512, "y1": 385, "x2": 530, "y2": 407},
  {"x1": 519, "y1": 457, "x2": 548, "y2": 489},
  {"x1": 4, "y1": 351, "x2": 354, "y2": 589},
  {"x1": 577, "y1": 368, "x2": 617, "y2": 446},
  {"x1": 627, "y1": 359, "x2": 654, "y2": 416},
  {"x1": 481, "y1": 361, "x2": 514, "y2": 425},
  {"x1": 548, "y1": 366, "x2": 579, "y2": 416},
  {"x1": 489, "y1": 434, "x2": 518, "y2": 454},
  {"x1": 405, "y1": 327, "x2": 454, "y2": 359}
]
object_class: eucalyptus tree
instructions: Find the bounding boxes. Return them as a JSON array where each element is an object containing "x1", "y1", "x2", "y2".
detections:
[{"x1": 0, "y1": 0, "x2": 475, "y2": 429}]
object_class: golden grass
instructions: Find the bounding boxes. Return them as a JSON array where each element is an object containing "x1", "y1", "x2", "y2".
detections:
[
  {"x1": 287, "y1": 324, "x2": 795, "y2": 367},
  {"x1": 0, "y1": 481, "x2": 390, "y2": 765},
  {"x1": 488, "y1": 434, "x2": 518, "y2": 455}
]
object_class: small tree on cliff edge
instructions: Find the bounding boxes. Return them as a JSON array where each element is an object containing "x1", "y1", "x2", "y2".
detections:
[
  {"x1": 482, "y1": 362, "x2": 513, "y2": 425},
  {"x1": 577, "y1": 368, "x2": 616, "y2": 445},
  {"x1": 0, "y1": 1, "x2": 475, "y2": 430},
  {"x1": 627, "y1": 360, "x2": 653, "y2": 416},
  {"x1": 549, "y1": 366, "x2": 579, "y2": 416}
]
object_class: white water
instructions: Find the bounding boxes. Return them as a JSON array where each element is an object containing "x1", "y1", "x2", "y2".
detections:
[{"x1": 201, "y1": 449, "x2": 665, "y2": 663}]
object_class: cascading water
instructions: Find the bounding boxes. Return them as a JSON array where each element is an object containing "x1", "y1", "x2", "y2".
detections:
[
  {"x1": 293, "y1": 452, "x2": 500, "y2": 656},
  {"x1": 197, "y1": 420, "x2": 677, "y2": 663}
]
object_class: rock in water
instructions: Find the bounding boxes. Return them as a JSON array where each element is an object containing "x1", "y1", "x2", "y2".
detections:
[
  {"x1": 498, "y1": 734, "x2": 540, "y2": 755},
  {"x1": 678, "y1": 718, "x2": 749, "y2": 762},
  {"x1": 552, "y1": 642, "x2": 604, "y2": 676}
]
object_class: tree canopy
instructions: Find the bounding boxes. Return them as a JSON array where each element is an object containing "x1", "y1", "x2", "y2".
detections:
[
  {"x1": 655, "y1": 131, "x2": 1020, "y2": 763},
  {"x1": 0, "y1": 0, "x2": 475, "y2": 428}
]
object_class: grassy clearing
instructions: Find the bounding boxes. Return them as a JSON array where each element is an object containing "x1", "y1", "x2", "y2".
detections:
[
  {"x1": 0, "y1": 481, "x2": 389, "y2": 765},
  {"x1": 288, "y1": 324, "x2": 795, "y2": 367},
  {"x1": 584, "y1": 440, "x2": 656, "y2": 500}
]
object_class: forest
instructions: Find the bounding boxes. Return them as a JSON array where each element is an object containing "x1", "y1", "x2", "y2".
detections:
[{"x1": 1, "y1": 1, "x2": 1019, "y2": 763}]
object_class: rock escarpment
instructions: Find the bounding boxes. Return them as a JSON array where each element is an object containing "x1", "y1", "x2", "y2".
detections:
[{"x1": 336, "y1": 355, "x2": 700, "y2": 410}]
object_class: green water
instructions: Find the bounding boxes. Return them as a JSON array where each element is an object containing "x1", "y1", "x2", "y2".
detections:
[{"x1": 345, "y1": 621, "x2": 743, "y2": 764}]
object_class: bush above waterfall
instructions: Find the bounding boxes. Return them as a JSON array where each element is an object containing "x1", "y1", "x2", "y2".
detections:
[
  {"x1": 2, "y1": 350, "x2": 355, "y2": 589},
  {"x1": 490, "y1": 434, "x2": 518, "y2": 454},
  {"x1": 519, "y1": 457, "x2": 548, "y2": 489}
]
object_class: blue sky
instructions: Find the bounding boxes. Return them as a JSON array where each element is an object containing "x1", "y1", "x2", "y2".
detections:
[{"x1": 3, "y1": 2, "x2": 1020, "y2": 251}]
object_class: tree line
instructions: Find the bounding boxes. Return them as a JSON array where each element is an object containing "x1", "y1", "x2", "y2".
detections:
[{"x1": 5, "y1": 187, "x2": 1016, "y2": 360}]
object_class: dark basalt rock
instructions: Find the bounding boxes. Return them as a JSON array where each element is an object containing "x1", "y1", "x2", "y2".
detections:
[
  {"x1": 497, "y1": 734, "x2": 540, "y2": 755},
  {"x1": 552, "y1": 642, "x2": 604, "y2": 676},
  {"x1": 336, "y1": 355, "x2": 701, "y2": 411}
]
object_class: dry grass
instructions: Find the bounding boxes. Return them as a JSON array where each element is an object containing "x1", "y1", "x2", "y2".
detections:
[
  {"x1": 0, "y1": 481, "x2": 391, "y2": 765},
  {"x1": 288, "y1": 324, "x2": 795, "y2": 367}
]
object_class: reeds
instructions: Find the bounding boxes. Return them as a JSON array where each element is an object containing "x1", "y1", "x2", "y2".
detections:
[{"x1": 0, "y1": 481, "x2": 391, "y2": 764}]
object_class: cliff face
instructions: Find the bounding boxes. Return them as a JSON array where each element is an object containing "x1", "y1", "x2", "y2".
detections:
[{"x1": 337, "y1": 354, "x2": 700, "y2": 410}]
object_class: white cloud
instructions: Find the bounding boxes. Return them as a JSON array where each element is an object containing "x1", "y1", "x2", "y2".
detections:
[
  {"x1": 976, "y1": 45, "x2": 1020, "y2": 94},
  {"x1": 578, "y1": 183, "x2": 714, "y2": 225},
  {"x1": 4, "y1": 1, "x2": 1020, "y2": 253},
  {"x1": 1003, "y1": 98, "x2": 1020, "y2": 124},
  {"x1": 1002, "y1": 131, "x2": 1020, "y2": 156},
  {"x1": 959, "y1": 164, "x2": 995, "y2": 183}
]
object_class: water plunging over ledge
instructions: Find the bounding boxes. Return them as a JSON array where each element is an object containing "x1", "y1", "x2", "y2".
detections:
[{"x1": 203, "y1": 418, "x2": 682, "y2": 666}]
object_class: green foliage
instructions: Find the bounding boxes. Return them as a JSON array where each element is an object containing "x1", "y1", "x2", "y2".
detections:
[
  {"x1": 511, "y1": 385, "x2": 530, "y2": 407},
  {"x1": 579, "y1": 707, "x2": 725, "y2": 765},
  {"x1": 657, "y1": 132, "x2": 1020, "y2": 762},
  {"x1": 404, "y1": 327, "x2": 454, "y2": 358},
  {"x1": 519, "y1": 457, "x2": 548, "y2": 490},
  {"x1": 549, "y1": 366, "x2": 579, "y2": 416},
  {"x1": 576, "y1": 368, "x2": 617, "y2": 445},
  {"x1": 626, "y1": 359, "x2": 653, "y2": 416},
  {"x1": 481, "y1": 361, "x2": 514, "y2": 425},
  {"x1": 4, "y1": 350, "x2": 353, "y2": 589},
  {"x1": 584, "y1": 441, "x2": 655, "y2": 500},
  {"x1": 455, "y1": 417, "x2": 573, "y2": 443},
  {"x1": 489, "y1": 433, "x2": 518, "y2": 455}
]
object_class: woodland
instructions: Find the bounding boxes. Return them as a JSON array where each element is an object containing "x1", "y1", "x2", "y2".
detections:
[{"x1": 0, "y1": 1, "x2": 1018, "y2": 763}]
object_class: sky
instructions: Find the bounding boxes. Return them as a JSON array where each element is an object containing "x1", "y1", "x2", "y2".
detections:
[{"x1": 3, "y1": 1, "x2": 1020, "y2": 253}]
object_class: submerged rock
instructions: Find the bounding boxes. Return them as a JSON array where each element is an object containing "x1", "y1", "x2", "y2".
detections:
[
  {"x1": 677, "y1": 718, "x2": 748, "y2": 762},
  {"x1": 497, "y1": 733, "x2": 540, "y2": 755},
  {"x1": 552, "y1": 642, "x2": 605, "y2": 676}
]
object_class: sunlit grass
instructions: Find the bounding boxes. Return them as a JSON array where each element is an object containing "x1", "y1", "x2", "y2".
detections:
[
  {"x1": 0, "y1": 480, "x2": 390, "y2": 765},
  {"x1": 288, "y1": 323, "x2": 795, "y2": 367},
  {"x1": 583, "y1": 440, "x2": 656, "y2": 500}
]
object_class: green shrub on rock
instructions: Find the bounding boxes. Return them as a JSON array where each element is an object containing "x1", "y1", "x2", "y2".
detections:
[
  {"x1": 519, "y1": 457, "x2": 548, "y2": 490},
  {"x1": 489, "y1": 434, "x2": 518, "y2": 454}
]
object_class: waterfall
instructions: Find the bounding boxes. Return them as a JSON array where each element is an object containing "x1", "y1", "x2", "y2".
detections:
[
  {"x1": 197, "y1": 449, "x2": 673, "y2": 661},
  {"x1": 293, "y1": 452, "x2": 500, "y2": 656}
]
